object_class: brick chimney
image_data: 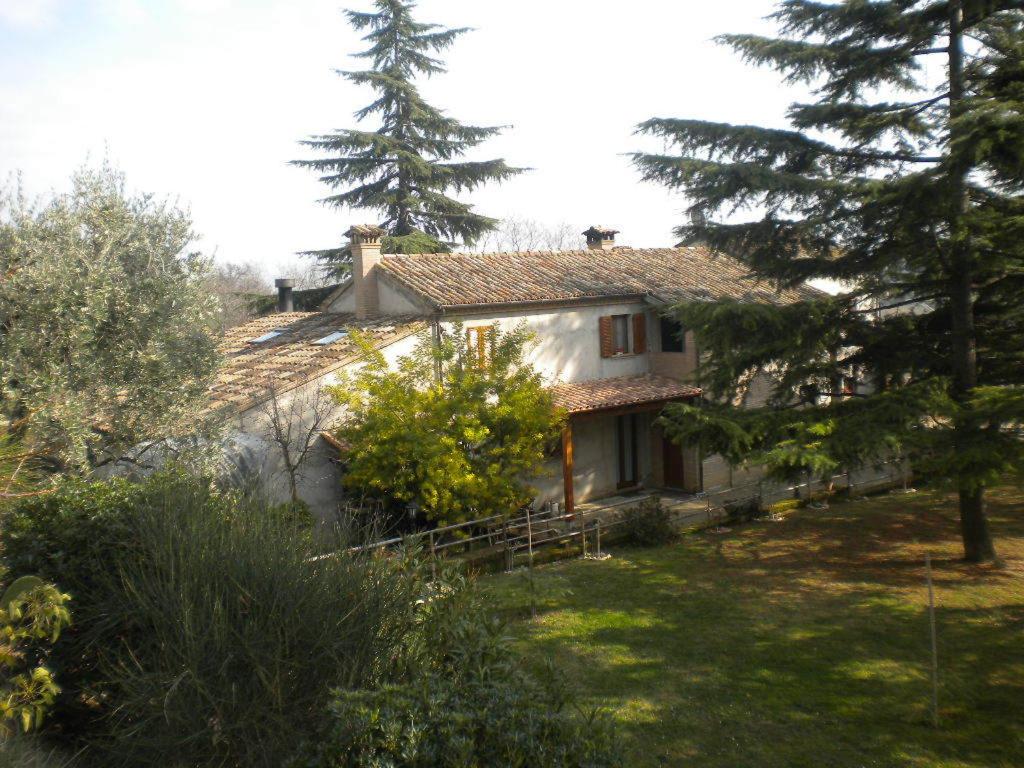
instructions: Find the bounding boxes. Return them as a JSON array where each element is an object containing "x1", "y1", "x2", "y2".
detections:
[
  {"x1": 583, "y1": 225, "x2": 619, "y2": 251},
  {"x1": 347, "y1": 224, "x2": 386, "y2": 319}
]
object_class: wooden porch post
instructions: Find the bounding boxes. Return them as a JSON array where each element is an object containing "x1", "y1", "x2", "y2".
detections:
[{"x1": 561, "y1": 420, "x2": 575, "y2": 516}]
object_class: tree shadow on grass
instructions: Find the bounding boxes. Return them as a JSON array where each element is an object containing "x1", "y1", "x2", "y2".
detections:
[{"x1": 501, "y1": 487, "x2": 1024, "y2": 768}]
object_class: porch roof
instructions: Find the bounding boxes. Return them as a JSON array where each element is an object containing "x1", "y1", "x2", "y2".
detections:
[{"x1": 551, "y1": 374, "x2": 701, "y2": 415}]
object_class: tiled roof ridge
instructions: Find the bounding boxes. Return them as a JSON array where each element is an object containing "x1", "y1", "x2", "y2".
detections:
[{"x1": 381, "y1": 245, "x2": 678, "y2": 260}]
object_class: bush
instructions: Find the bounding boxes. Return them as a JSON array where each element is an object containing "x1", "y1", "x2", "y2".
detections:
[
  {"x1": 621, "y1": 497, "x2": 677, "y2": 547},
  {"x1": 723, "y1": 497, "x2": 763, "y2": 525},
  {"x1": 2, "y1": 474, "x2": 620, "y2": 768},
  {"x1": 0, "y1": 576, "x2": 72, "y2": 736},
  {"x1": 1, "y1": 476, "x2": 168, "y2": 732},
  {"x1": 287, "y1": 565, "x2": 622, "y2": 768},
  {"x1": 0, "y1": 474, "x2": 426, "y2": 766},
  {"x1": 89, "y1": 484, "x2": 428, "y2": 768}
]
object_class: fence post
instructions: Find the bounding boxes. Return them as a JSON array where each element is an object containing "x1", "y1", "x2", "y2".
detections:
[
  {"x1": 428, "y1": 531, "x2": 437, "y2": 581},
  {"x1": 526, "y1": 507, "x2": 534, "y2": 564},
  {"x1": 596, "y1": 519, "x2": 602, "y2": 558},
  {"x1": 581, "y1": 515, "x2": 588, "y2": 558},
  {"x1": 502, "y1": 520, "x2": 511, "y2": 572},
  {"x1": 925, "y1": 552, "x2": 940, "y2": 728},
  {"x1": 526, "y1": 507, "x2": 536, "y2": 618}
]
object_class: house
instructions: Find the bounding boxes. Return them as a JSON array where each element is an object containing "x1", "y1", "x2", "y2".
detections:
[{"x1": 211, "y1": 224, "x2": 813, "y2": 520}]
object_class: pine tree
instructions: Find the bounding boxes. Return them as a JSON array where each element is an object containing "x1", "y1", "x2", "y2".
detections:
[
  {"x1": 633, "y1": 1, "x2": 1024, "y2": 562},
  {"x1": 293, "y1": 0, "x2": 525, "y2": 277}
]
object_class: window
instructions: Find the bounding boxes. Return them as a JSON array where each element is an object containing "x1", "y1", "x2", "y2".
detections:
[
  {"x1": 313, "y1": 330, "x2": 348, "y2": 346},
  {"x1": 467, "y1": 325, "x2": 493, "y2": 365},
  {"x1": 660, "y1": 316, "x2": 686, "y2": 353},
  {"x1": 612, "y1": 315, "x2": 630, "y2": 355},
  {"x1": 248, "y1": 329, "x2": 285, "y2": 344},
  {"x1": 600, "y1": 313, "x2": 647, "y2": 357}
]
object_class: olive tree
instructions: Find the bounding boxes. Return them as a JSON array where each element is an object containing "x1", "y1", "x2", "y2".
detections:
[{"x1": 0, "y1": 165, "x2": 222, "y2": 474}]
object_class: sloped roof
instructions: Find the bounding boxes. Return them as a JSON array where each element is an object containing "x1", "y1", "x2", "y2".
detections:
[
  {"x1": 551, "y1": 374, "x2": 701, "y2": 415},
  {"x1": 375, "y1": 246, "x2": 815, "y2": 310},
  {"x1": 210, "y1": 312, "x2": 425, "y2": 413}
]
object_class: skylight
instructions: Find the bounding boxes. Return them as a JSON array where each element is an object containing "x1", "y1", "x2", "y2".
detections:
[
  {"x1": 248, "y1": 330, "x2": 285, "y2": 344},
  {"x1": 313, "y1": 330, "x2": 348, "y2": 346}
]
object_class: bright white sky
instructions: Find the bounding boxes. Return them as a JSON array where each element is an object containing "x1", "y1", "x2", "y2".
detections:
[{"x1": 0, "y1": 0, "x2": 809, "y2": 278}]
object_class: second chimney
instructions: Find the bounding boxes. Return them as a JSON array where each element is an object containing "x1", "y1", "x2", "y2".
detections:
[
  {"x1": 347, "y1": 224, "x2": 386, "y2": 319},
  {"x1": 583, "y1": 225, "x2": 619, "y2": 251},
  {"x1": 275, "y1": 278, "x2": 294, "y2": 313}
]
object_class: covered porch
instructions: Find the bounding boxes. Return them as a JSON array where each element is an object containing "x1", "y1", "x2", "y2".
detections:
[{"x1": 550, "y1": 374, "x2": 703, "y2": 515}]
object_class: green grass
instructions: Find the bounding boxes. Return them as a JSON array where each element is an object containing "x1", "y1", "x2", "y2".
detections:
[{"x1": 484, "y1": 485, "x2": 1024, "y2": 767}]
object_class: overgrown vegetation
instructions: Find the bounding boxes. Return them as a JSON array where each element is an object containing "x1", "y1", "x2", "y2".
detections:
[
  {"x1": 0, "y1": 473, "x2": 616, "y2": 767},
  {"x1": 289, "y1": 566, "x2": 621, "y2": 768},
  {"x1": 331, "y1": 324, "x2": 562, "y2": 527}
]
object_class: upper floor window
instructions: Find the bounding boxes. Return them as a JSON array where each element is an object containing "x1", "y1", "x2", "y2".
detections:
[
  {"x1": 612, "y1": 315, "x2": 630, "y2": 355},
  {"x1": 600, "y1": 313, "x2": 647, "y2": 358},
  {"x1": 660, "y1": 316, "x2": 686, "y2": 353}
]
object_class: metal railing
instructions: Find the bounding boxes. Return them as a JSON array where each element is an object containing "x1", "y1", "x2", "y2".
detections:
[{"x1": 343, "y1": 460, "x2": 908, "y2": 572}]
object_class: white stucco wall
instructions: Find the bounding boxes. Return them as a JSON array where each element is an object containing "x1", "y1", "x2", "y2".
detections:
[
  {"x1": 440, "y1": 301, "x2": 652, "y2": 386},
  {"x1": 230, "y1": 330, "x2": 424, "y2": 521},
  {"x1": 324, "y1": 278, "x2": 427, "y2": 315},
  {"x1": 532, "y1": 411, "x2": 655, "y2": 508}
]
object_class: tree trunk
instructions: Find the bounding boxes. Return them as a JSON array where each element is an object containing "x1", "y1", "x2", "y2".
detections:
[
  {"x1": 959, "y1": 486, "x2": 996, "y2": 562},
  {"x1": 947, "y1": 2, "x2": 996, "y2": 563}
]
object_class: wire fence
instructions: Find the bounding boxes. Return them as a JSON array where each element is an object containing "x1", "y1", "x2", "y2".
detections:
[{"x1": 345, "y1": 460, "x2": 911, "y2": 573}]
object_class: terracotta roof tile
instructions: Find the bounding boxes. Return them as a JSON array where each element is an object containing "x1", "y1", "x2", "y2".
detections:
[
  {"x1": 209, "y1": 312, "x2": 425, "y2": 414},
  {"x1": 551, "y1": 374, "x2": 701, "y2": 415},
  {"x1": 377, "y1": 246, "x2": 817, "y2": 309}
]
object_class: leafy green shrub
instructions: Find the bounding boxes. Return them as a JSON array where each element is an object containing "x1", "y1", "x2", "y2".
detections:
[
  {"x1": 0, "y1": 474, "x2": 423, "y2": 765},
  {"x1": 0, "y1": 577, "x2": 71, "y2": 735},
  {"x1": 288, "y1": 565, "x2": 622, "y2": 768},
  {"x1": 621, "y1": 497, "x2": 677, "y2": 547},
  {"x1": 723, "y1": 497, "x2": 762, "y2": 524},
  {"x1": 0, "y1": 475, "x2": 231, "y2": 733}
]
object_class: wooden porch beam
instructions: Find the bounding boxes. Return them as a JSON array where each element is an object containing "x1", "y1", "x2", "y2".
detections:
[{"x1": 561, "y1": 420, "x2": 575, "y2": 516}]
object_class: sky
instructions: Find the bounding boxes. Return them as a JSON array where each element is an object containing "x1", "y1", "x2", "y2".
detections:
[{"x1": 0, "y1": 0, "x2": 808, "y2": 278}]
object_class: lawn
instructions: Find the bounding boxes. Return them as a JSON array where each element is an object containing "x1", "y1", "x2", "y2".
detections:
[{"x1": 484, "y1": 484, "x2": 1024, "y2": 767}]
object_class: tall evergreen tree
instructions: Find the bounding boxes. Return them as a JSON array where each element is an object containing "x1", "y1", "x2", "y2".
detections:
[
  {"x1": 633, "y1": 1, "x2": 1024, "y2": 562},
  {"x1": 293, "y1": 0, "x2": 525, "y2": 277}
]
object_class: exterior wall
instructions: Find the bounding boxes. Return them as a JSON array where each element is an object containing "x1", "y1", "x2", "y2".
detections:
[
  {"x1": 440, "y1": 301, "x2": 653, "y2": 385},
  {"x1": 533, "y1": 411, "x2": 654, "y2": 508},
  {"x1": 648, "y1": 316, "x2": 698, "y2": 382},
  {"x1": 231, "y1": 330, "x2": 423, "y2": 522},
  {"x1": 324, "y1": 278, "x2": 426, "y2": 316}
]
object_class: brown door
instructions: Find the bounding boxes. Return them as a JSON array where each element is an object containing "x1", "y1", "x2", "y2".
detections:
[{"x1": 663, "y1": 438, "x2": 686, "y2": 489}]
